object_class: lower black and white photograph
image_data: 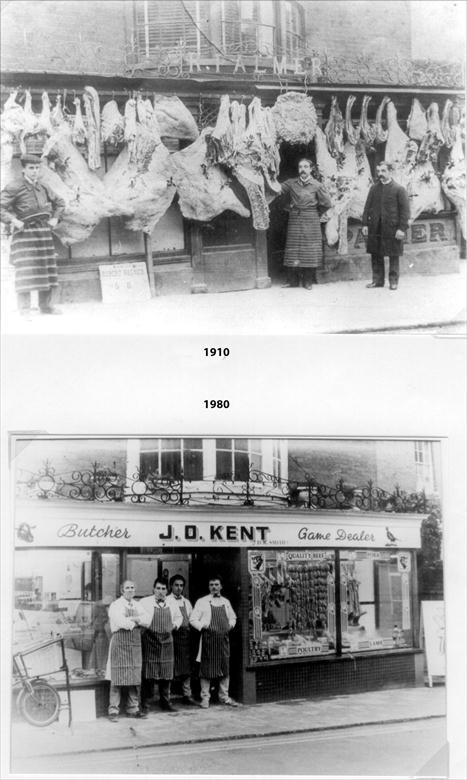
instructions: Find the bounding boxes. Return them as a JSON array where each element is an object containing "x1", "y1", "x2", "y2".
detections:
[{"x1": 6, "y1": 434, "x2": 449, "y2": 777}]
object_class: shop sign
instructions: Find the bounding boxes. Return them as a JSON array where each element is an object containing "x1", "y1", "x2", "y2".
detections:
[
  {"x1": 98, "y1": 262, "x2": 151, "y2": 304},
  {"x1": 340, "y1": 216, "x2": 456, "y2": 256},
  {"x1": 15, "y1": 513, "x2": 422, "y2": 549}
]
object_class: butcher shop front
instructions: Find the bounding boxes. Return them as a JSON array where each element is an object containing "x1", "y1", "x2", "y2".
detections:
[{"x1": 13, "y1": 495, "x2": 426, "y2": 716}]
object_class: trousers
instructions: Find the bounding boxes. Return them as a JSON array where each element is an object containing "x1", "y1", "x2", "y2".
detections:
[
  {"x1": 200, "y1": 676, "x2": 230, "y2": 704},
  {"x1": 17, "y1": 288, "x2": 55, "y2": 312},
  {"x1": 285, "y1": 268, "x2": 317, "y2": 287},
  {"x1": 141, "y1": 676, "x2": 172, "y2": 710},
  {"x1": 108, "y1": 684, "x2": 140, "y2": 716},
  {"x1": 371, "y1": 254, "x2": 400, "y2": 286}
]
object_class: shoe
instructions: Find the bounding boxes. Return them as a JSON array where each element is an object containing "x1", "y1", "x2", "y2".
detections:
[
  {"x1": 127, "y1": 711, "x2": 148, "y2": 719},
  {"x1": 182, "y1": 696, "x2": 197, "y2": 705},
  {"x1": 108, "y1": 714, "x2": 119, "y2": 722},
  {"x1": 366, "y1": 283, "x2": 383, "y2": 288},
  {"x1": 40, "y1": 306, "x2": 62, "y2": 315},
  {"x1": 303, "y1": 283, "x2": 313, "y2": 290},
  {"x1": 199, "y1": 700, "x2": 209, "y2": 709},
  {"x1": 160, "y1": 703, "x2": 178, "y2": 712},
  {"x1": 389, "y1": 282, "x2": 398, "y2": 290},
  {"x1": 281, "y1": 283, "x2": 299, "y2": 288},
  {"x1": 221, "y1": 699, "x2": 239, "y2": 707}
]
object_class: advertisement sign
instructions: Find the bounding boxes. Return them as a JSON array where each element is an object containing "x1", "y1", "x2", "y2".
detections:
[
  {"x1": 99, "y1": 262, "x2": 151, "y2": 304},
  {"x1": 420, "y1": 601, "x2": 446, "y2": 686},
  {"x1": 14, "y1": 508, "x2": 423, "y2": 549}
]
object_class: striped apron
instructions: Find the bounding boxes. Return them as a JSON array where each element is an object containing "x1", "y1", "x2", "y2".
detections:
[
  {"x1": 142, "y1": 604, "x2": 174, "y2": 680},
  {"x1": 10, "y1": 211, "x2": 58, "y2": 294},
  {"x1": 173, "y1": 603, "x2": 191, "y2": 678},
  {"x1": 109, "y1": 604, "x2": 142, "y2": 686},
  {"x1": 284, "y1": 206, "x2": 323, "y2": 269},
  {"x1": 200, "y1": 604, "x2": 230, "y2": 679}
]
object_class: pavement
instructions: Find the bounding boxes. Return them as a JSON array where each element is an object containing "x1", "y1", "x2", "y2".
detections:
[
  {"x1": 1, "y1": 264, "x2": 466, "y2": 336},
  {"x1": 9, "y1": 685, "x2": 446, "y2": 762}
]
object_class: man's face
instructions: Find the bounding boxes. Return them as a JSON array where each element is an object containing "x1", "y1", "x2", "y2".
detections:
[
  {"x1": 171, "y1": 579, "x2": 185, "y2": 598},
  {"x1": 298, "y1": 160, "x2": 312, "y2": 180},
  {"x1": 122, "y1": 582, "x2": 135, "y2": 601},
  {"x1": 209, "y1": 579, "x2": 222, "y2": 596},
  {"x1": 376, "y1": 165, "x2": 390, "y2": 183},
  {"x1": 23, "y1": 163, "x2": 40, "y2": 183},
  {"x1": 154, "y1": 582, "x2": 167, "y2": 601}
]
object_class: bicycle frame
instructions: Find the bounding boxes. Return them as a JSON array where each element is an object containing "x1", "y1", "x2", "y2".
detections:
[{"x1": 12, "y1": 637, "x2": 72, "y2": 727}]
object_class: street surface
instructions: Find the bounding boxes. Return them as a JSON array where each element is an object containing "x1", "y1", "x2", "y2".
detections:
[{"x1": 10, "y1": 718, "x2": 447, "y2": 776}]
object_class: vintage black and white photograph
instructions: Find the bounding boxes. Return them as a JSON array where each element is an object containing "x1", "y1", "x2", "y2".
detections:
[
  {"x1": 7, "y1": 434, "x2": 448, "y2": 776},
  {"x1": 0, "y1": 0, "x2": 465, "y2": 335}
]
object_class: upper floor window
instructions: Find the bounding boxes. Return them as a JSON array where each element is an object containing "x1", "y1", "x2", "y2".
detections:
[
  {"x1": 414, "y1": 441, "x2": 436, "y2": 494},
  {"x1": 140, "y1": 438, "x2": 203, "y2": 481},
  {"x1": 215, "y1": 438, "x2": 262, "y2": 481}
]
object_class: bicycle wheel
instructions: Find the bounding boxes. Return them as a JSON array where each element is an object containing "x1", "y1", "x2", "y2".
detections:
[{"x1": 19, "y1": 681, "x2": 61, "y2": 727}]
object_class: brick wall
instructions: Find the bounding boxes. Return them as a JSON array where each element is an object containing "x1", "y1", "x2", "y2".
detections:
[
  {"x1": 303, "y1": 0, "x2": 412, "y2": 61},
  {"x1": 1, "y1": 0, "x2": 129, "y2": 75}
]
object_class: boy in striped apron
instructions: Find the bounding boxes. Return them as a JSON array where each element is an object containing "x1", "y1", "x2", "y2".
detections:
[
  {"x1": 0, "y1": 154, "x2": 65, "y2": 316},
  {"x1": 105, "y1": 581, "x2": 151, "y2": 722},
  {"x1": 140, "y1": 579, "x2": 182, "y2": 712},
  {"x1": 190, "y1": 576, "x2": 239, "y2": 708},
  {"x1": 166, "y1": 574, "x2": 197, "y2": 705}
]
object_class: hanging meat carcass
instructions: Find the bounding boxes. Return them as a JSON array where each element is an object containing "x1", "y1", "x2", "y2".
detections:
[
  {"x1": 374, "y1": 96, "x2": 391, "y2": 143},
  {"x1": 344, "y1": 95, "x2": 363, "y2": 145},
  {"x1": 71, "y1": 97, "x2": 87, "y2": 146},
  {"x1": 209, "y1": 95, "x2": 280, "y2": 229},
  {"x1": 152, "y1": 94, "x2": 199, "y2": 140},
  {"x1": 51, "y1": 95, "x2": 65, "y2": 127},
  {"x1": 82, "y1": 85, "x2": 101, "y2": 170},
  {"x1": 407, "y1": 98, "x2": 427, "y2": 142},
  {"x1": 325, "y1": 97, "x2": 345, "y2": 162},
  {"x1": 19, "y1": 89, "x2": 41, "y2": 153},
  {"x1": 40, "y1": 125, "x2": 130, "y2": 245},
  {"x1": 103, "y1": 99, "x2": 175, "y2": 235},
  {"x1": 271, "y1": 91, "x2": 318, "y2": 145},
  {"x1": 441, "y1": 98, "x2": 462, "y2": 148},
  {"x1": 101, "y1": 99, "x2": 124, "y2": 146},
  {"x1": 417, "y1": 103, "x2": 444, "y2": 166},
  {"x1": 1, "y1": 92, "x2": 26, "y2": 186},
  {"x1": 385, "y1": 101, "x2": 444, "y2": 222},
  {"x1": 360, "y1": 96, "x2": 377, "y2": 148},
  {"x1": 171, "y1": 129, "x2": 250, "y2": 221},
  {"x1": 442, "y1": 126, "x2": 466, "y2": 239},
  {"x1": 38, "y1": 91, "x2": 54, "y2": 136},
  {"x1": 314, "y1": 126, "x2": 343, "y2": 249}
]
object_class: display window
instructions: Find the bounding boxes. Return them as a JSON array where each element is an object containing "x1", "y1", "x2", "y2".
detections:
[
  {"x1": 13, "y1": 549, "x2": 120, "y2": 681},
  {"x1": 340, "y1": 550, "x2": 414, "y2": 653},
  {"x1": 248, "y1": 550, "x2": 336, "y2": 663}
]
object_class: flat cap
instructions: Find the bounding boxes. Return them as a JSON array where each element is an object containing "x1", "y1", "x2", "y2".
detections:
[{"x1": 20, "y1": 154, "x2": 42, "y2": 164}]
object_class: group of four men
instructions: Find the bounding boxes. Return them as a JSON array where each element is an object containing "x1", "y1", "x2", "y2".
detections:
[{"x1": 106, "y1": 575, "x2": 238, "y2": 721}]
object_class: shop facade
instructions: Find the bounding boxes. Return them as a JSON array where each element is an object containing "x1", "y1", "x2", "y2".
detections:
[
  {"x1": 13, "y1": 439, "x2": 430, "y2": 716},
  {"x1": 1, "y1": 1, "x2": 464, "y2": 301}
]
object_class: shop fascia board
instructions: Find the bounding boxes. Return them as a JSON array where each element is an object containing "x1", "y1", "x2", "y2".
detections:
[{"x1": 14, "y1": 499, "x2": 425, "y2": 551}]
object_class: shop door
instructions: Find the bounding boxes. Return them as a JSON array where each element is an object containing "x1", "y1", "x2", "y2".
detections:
[{"x1": 126, "y1": 554, "x2": 191, "y2": 598}]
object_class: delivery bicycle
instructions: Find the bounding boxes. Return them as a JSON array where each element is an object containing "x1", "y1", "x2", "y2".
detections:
[{"x1": 13, "y1": 637, "x2": 72, "y2": 727}]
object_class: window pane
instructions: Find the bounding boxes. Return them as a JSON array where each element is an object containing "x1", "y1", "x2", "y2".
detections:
[
  {"x1": 234, "y1": 451, "x2": 249, "y2": 481},
  {"x1": 151, "y1": 204, "x2": 185, "y2": 254},
  {"x1": 183, "y1": 450, "x2": 203, "y2": 481},
  {"x1": 183, "y1": 438, "x2": 203, "y2": 451},
  {"x1": 161, "y1": 439, "x2": 181, "y2": 450},
  {"x1": 216, "y1": 450, "x2": 232, "y2": 480},
  {"x1": 109, "y1": 216, "x2": 145, "y2": 256},
  {"x1": 140, "y1": 451, "x2": 159, "y2": 477},
  {"x1": 250, "y1": 451, "x2": 262, "y2": 473},
  {"x1": 201, "y1": 212, "x2": 254, "y2": 247},
  {"x1": 234, "y1": 439, "x2": 248, "y2": 452},
  {"x1": 340, "y1": 551, "x2": 413, "y2": 653},
  {"x1": 216, "y1": 438, "x2": 232, "y2": 450},
  {"x1": 161, "y1": 450, "x2": 182, "y2": 479}
]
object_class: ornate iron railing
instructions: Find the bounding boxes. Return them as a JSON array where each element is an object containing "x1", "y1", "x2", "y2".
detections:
[{"x1": 16, "y1": 460, "x2": 430, "y2": 513}]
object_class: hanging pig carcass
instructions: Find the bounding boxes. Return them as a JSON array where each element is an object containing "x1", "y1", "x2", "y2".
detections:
[
  {"x1": 442, "y1": 126, "x2": 466, "y2": 239},
  {"x1": 152, "y1": 94, "x2": 199, "y2": 141}
]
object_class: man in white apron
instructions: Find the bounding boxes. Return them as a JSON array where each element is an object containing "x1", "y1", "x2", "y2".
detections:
[
  {"x1": 106, "y1": 581, "x2": 151, "y2": 722},
  {"x1": 140, "y1": 579, "x2": 182, "y2": 712},
  {"x1": 166, "y1": 574, "x2": 197, "y2": 705},
  {"x1": 190, "y1": 576, "x2": 238, "y2": 708}
]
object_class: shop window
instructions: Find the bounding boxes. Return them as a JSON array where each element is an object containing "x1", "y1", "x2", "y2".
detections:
[
  {"x1": 13, "y1": 549, "x2": 120, "y2": 681},
  {"x1": 139, "y1": 438, "x2": 203, "y2": 481},
  {"x1": 272, "y1": 440, "x2": 282, "y2": 481},
  {"x1": 134, "y1": 1, "x2": 214, "y2": 58},
  {"x1": 200, "y1": 211, "x2": 255, "y2": 248},
  {"x1": 248, "y1": 550, "x2": 336, "y2": 663},
  {"x1": 340, "y1": 550, "x2": 414, "y2": 653},
  {"x1": 151, "y1": 204, "x2": 186, "y2": 254},
  {"x1": 215, "y1": 439, "x2": 262, "y2": 481}
]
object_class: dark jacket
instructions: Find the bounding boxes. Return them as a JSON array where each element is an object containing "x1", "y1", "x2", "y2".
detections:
[
  {"x1": 362, "y1": 179, "x2": 410, "y2": 257},
  {"x1": 0, "y1": 177, "x2": 65, "y2": 225}
]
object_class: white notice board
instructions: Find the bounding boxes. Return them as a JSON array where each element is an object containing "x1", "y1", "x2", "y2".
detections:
[
  {"x1": 99, "y1": 262, "x2": 151, "y2": 304},
  {"x1": 420, "y1": 600, "x2": 446, "y2": 686}
]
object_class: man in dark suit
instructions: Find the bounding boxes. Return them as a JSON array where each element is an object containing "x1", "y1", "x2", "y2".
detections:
[{"x1": 362, "y1": 162, "x2": 410, "y2": 290}]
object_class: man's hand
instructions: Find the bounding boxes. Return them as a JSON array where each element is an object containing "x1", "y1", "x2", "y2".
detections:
[
  {"x1": 48, "y1": 217, "x2": 58, "y2": 228},
  {"x1": 12, "y1": 218, "x2": 24, "y2": 230},
  {"x1": 361, "y1": 226, "x2": 368, "y2": 238},
  {"x1": 395, "y1": 229, "x2": 405, "y2": 240}
]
